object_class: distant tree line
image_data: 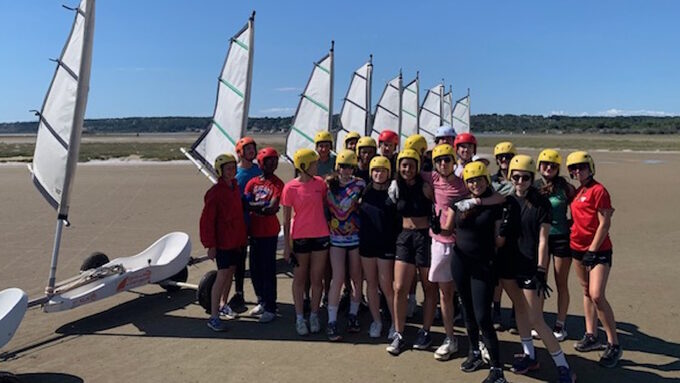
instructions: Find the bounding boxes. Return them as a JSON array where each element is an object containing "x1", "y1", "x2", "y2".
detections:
[{"x1": 1, "y1": 114, "x2": 678, "y2": 134}]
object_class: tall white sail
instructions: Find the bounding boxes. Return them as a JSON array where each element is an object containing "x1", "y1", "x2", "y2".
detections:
[
  {"x1": 370, "y1": 73, "x2": 401, "y2": 142},
  {"x1": 442, "y1": 88, "x2": 453, "y2": 127},
  {"x1": 285, "y1": 42, "x2": 334, "y2": 161},
  {"x1": 183, "y1": 12, "x2": 255, "y2": 183},
  {"x1": 400, "y1": 75, "x2": 419, "y2": 146},
  {"x1": 419, "y1": 83, "x2": 444, "y2": 145},
  {"x1": 452, "y1": 90, "x2": 471, "y2": 134},
  {"x1": 29, "y1": 0, "x2": 95, "y2": 292},
  {"x1": 336, "y1": 57, "x2": 372, "y2": 152}
]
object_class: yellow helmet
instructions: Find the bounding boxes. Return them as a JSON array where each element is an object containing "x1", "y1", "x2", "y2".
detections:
[
  {"x1": 397, "y1": 148, "x2": 421, "y2": 171},
  {"x1": 463, "y1": 161, "x2": 491, "y2": 184},
  {"x1": 537, "y1": 148, "x2": 562, "y2": 167},
  {"x1": 355, "y1": 136, "x2": 377, "y2": 153},
  {"x1": 508, "y1": 154, "x2": 536, "y2": 176},
  {"x1": 369, "y1": 155, "x2": 391, "y2": 174},
  {"x1": 214, "y1": 153, "x2": 237, "y2": 177},
  {"x1": 314, "y1": 131, "x2": 333, "y2": 145},
  {"x1": 344, "y1": 131, "x2": 361, "y2": 146},
  {"x1": 335, "y1": 149, "x2": 358, "y2": 169},
  {"x1": 293, "y1": 148, "x2": 319, "y2": 172},
  {"x1": 494, "y1": 141, "x2": 517, "y2": 156},
  {"x1": 431, "y1": 144, "x2": 456, "y2": 162},
  {"x1": 404, "y1": 134, "x2": 428, "y2": 155},
  {"x1": 566, "y1": 151, "x2": 595, "y2": 175}
]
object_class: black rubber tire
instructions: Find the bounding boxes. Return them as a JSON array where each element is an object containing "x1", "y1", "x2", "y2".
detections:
[
  {"x1": 196, "y1": 270, "x2": 217, "y2": 312},
  {"x1": 0, "y1": 372, "x2": 21, "y2": 383},
  {"x1": 79, "y1": 252, "x2": 110, "y2": 271},
  {"x1": 161, "y1": 266, "x2": 189, "y2": 292}
]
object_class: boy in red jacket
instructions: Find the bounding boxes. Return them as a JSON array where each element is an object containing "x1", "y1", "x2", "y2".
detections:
[{"x1": 200, "y1": 153, "x2": 247, "y2": 331}]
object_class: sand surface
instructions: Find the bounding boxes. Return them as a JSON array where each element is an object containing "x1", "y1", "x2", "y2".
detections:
[{"x1": 1, "y1": 150, "x2": 679, "y2": 382}]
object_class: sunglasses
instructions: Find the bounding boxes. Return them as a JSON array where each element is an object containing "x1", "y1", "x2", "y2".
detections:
[
  {"x1": 540, "y1": 161, "x2": 559, "y2": 169},
  {"x1": 338, "y1": 164, "x2": 354, "y2": 170},
  {"x1": 496, "y1": 154, "x2": 514, "y2": 161},
  {"x1": 568, "y1": 163, "x2": 590, "y2": 172},
  {"x1": 511, "y1": 174, "x2": 532, "y2": 183},
  {"x1": 466, "y1": 176, "x2": 485, "y2": 184},
  {"x1": 434, "y1": 156, "x2": 453, "y2": 164}
]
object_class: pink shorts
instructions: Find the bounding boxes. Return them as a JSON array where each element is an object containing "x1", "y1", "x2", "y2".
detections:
[{"x1": 428, "y1": 239, "x2": 454, "y2": 283}]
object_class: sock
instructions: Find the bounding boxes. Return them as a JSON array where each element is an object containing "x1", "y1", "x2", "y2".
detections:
[
  {"x1": 328, "y1": 305, "x2": 338, "y2": 322},
  {"x1": 521, "y1": 337, "x2": 535, "y2": 359},
  {"x1": 349, "y1": 301, "x2": 360, "y2": 315},
  {"x1": 551, "y1": 349, "x2": 569, "y2": 368},
  {"x1": 296, "y1": 314, "x2": 303, "y2": 322}
]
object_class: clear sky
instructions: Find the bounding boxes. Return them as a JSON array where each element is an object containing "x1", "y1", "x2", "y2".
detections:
[{"x1": 1, "y1": 0, "x2": 678, "y2": 123}]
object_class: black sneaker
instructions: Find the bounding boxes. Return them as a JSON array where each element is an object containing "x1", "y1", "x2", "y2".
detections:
[
  {"x1": 557, "y1": 366, "x2": 577, "y2": 383},
  {"x1": 599, "y1": 343, "x2": 622, "y2": 368},
  {"x1": 327, "y1": 321, "x2": 342, "y2": 342},
  {"x1": 227, "y1": 293, "x2": 247, "y2": 314},
  {"x1": 347, "y1": 314, "x2": 360, "y2": 333},
  {"x1": 386, "y1": 333, "x2": 407, "y2": 355},
  {"x1": 412, "y1": 328, "x2": 432, "y2": 350},
  {"x1": 511, "y1": 353, "x2": 540, "y2": 374},
  {"x1": 575, "y1": 333, "x2": 605, "y2": 352},
  {"x1": 483, "y1": 367, "x2": 507, "y2": 383},
  {"x1": 461, "y1": 351, "x2": 485, "y2": 372}
]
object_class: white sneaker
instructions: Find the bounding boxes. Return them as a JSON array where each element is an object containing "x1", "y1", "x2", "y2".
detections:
[
  {"x1": 259, "y1": 311, "x2": 276, "y2": 323},
  {"x1": 387, "y1": 324, "x2": 397, "y2": 341},
  {"x1": 553, "y1": 324, "x2": 568, "y2": 342},
  {"x1": 295, "y1": 318, "x2": 309, "y2": 336},
  {"x1": 479, "y1": 341, "x2": 491, "y2": 364},
  {"x1": 309, "y1": 315, "x2": 321, "y2": 333},
  {"x1": 434, "y1": 336, "x2": 459, "y2": 361},
  {"x1": 249, "y1": 303, "x2": 265, "y2": 316},
  {"x1": 532, "y1": 329, "x2": 541, "y2": 340},
  {"x1": 219, "y1": 305, "x2": 238, "y2": 320},
  {"x1": 369, "y1": 321, "x2": 383, "y2": 338}
]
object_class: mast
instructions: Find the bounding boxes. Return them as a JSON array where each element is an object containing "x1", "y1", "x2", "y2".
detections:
[
  {"x1": 439, "y1": 79, "x2": 444, "y2": 127},
  {"x1": 329, "y1": 41, "x2": 334, "y2": 135},
  {"x1": 397, "y1": 69, "x2": 403, "y2": 143},
  {"x1": 365, "y1": 54, "x2": 373, "y2": 136},
  {"x1": 242, "y1": 11, "x2": 255, "y2": 137},
  {"x1": 415, "y1": 71, "x2": 420, "y2": 132}
]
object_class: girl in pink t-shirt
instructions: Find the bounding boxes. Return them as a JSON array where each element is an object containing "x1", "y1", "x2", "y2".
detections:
[{"x1": 282, "y1": 148, "x2": 330, "y2": 336}]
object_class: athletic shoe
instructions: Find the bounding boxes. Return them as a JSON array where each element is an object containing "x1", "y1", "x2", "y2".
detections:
[
  {"x1": 407, "y1": 296, "x2": 417, "y2": 318},
  {"x1": 387, "y1": 324, "x2": 397, "y2": 341},
  {"x1": 412, "y1": 328, "x2": 432, "y2": 350},
  {"x1": 574, "y1": 333, "x2": 605, "y2": 352},
  {"x1": 258, "y1": 311, "x2": 276, "y2": 323},
  {"x1": 482, "y1": 367, "x2": 507, "y2": 383},
  {"x1": 295, "y1": 318, "x2": 309, "y2": 336},
  {"x1": 532, "y1": 329, "x2": 541, "y2": 340},
  {"x1": 227, "y1": 293, "x2": 247, "y2": 314},
  {"x1": 327, "y1": 321, "x2": 342, "y2": 341},
  {"x1": 369, "y1": 321, "x2": 383, "y2": 338},
  {"x1": 434, "y1": 336, "x2": 458, "y2": 361},
  {"x1": 249, "y1": 303, "x2": 265, "y2": 316},
  {"x1": 553, "y1": 324, "x2": 568, "y2": 342},
  {"x1": 347, "y1": 314, "x2": 361, "y2": 333},
  {"x1": 479, "y1": 341, "x2": 491, "y2": 364},
  {"x1": 309, "y1": 315, "x2": 321, "y2": 333},
  {"x1": 557, "y1": 366, "x2": 577, "y2": 383},
  {"x1": 386, "y1": 333, "x2": 407, "y2": 356},
  {"x1": 219, "y1": 305, "x2": 238, "y2": 319},
  {"x1": 460, "y1": 352, "x2": 485, "y2": 372},
  {"x1": 207, "y1": 317, "x2": 227, "y2": 332},
  {"x1": 599, "y1": 343, "x2": 623, "y2": 368},
  {"x1": 511, "y1": 353, "x2": 540, "y2": 374}
]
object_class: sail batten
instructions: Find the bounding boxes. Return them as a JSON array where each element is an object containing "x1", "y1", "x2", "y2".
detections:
[
  {"x1": 336, "y1": 59, "x2": 372, "y2": 152},
  {"x1": 183, "y1": 13, "x2": 255, "y2": 183},
  {"x1": 370, "y1": 73, "x2": 402, "y2": 143}
]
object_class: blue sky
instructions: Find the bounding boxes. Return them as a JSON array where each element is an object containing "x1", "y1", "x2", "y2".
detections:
[{"x1": 1, "y1": 0, "x2": 679, "y2": 123}]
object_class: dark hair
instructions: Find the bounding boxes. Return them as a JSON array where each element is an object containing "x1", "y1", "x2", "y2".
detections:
[
  {"x1": 325, "y1": 172, "x2": 341, "y2": 194},
  {"x1": 538, "y1": 175, "x2": 570, "y2": 198}
]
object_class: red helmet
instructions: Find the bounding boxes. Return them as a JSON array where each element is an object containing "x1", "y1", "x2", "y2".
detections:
[
  {"x1": 453, "y1": 133, "x2": 477, "y2": 148},
  {"x1": 378, "y1": 130, "x2": 399, "y2": 145},
  {"x1": 235, "y1": 136, "x2": 256, "y2": 157},
  {"x1": 256, "y1": 147, "x2": 279, "y2": 167}
]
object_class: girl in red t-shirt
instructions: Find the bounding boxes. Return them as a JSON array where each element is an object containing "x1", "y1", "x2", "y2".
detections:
[{"x1": 567, "y1": 151, "x2": 621, "y2": 368}]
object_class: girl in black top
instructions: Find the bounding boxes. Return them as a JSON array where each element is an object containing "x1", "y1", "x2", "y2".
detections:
[{"x1": 443, "y1": 161, "x2": 507, "y2": 383}]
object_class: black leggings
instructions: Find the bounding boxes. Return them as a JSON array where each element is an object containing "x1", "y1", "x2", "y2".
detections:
[
  {"x1": 451, "y1": 253, "x2": 500, "y2": 368},
  {"x1": 234, "y1": 247, "x2": 247, "y2": 294}
]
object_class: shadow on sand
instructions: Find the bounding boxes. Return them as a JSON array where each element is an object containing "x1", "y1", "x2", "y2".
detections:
[{"x1": 0, "y1": 372, "x2": 83, "y2": 383}]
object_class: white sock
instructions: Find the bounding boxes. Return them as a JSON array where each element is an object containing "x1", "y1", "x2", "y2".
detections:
[
  {"x1": 349, "y1": 301, "x2": 360, "y2": 315},
  {"x1": 521, "y1": 337, "x2": 535, "y2": 359},
  {"x1": 328, "y1": 305, "x2": 338, "y2": 322},
  {"x1": 296, "y1": 314, "x2": 303, "y2": 322},
  {"x1": 551, "y1": 350, "x2": 569, "y2": 368}
]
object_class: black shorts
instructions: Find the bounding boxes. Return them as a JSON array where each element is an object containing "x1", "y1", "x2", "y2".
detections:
[
  {"x1": 549, "y1": 235, "x2": 571, "y2": 258},
  {"x1": 572, "y1": 249, "x2": 613, "y2": 267},
  {"x1": 216, "y1": 248, "x2": 241, "y2": 270},
  {"x1": 293, "y1": 236, "x2": 330, "y2": 254},
  {"x1": 395, "y1": 229, "x2": 431, "y2": 267},
  {"x1": 359, "y1": 243, "x2": 395, "y2": 260}
]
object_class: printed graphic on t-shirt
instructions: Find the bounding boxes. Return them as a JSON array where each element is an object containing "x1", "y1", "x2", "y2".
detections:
[{"x1": 327, "y1": 178, "x2": 365, "y2": 246}]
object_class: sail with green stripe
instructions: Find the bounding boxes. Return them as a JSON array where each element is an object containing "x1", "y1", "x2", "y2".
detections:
[
  {"x1": 285, "y1": 42, "x2": 334, "y2": 161},
  {"x1": 452, "y1": 90, "x2": 471, "y2": 134},
  {"x1": 400, "y1": 75, "x2": 419, "y2": 147},
  {"x1": 419, "y1": 83, "x2": 444, "y2": 145},
  {"x1": 370, "y1": 72, "x2": 401, "y2": 143},
  {"x1": 183, "y1": 12, "x2": 255, "y2": 183},
  {"x1": 336, "y1": 57, "x2": 372, "y2": 153}
]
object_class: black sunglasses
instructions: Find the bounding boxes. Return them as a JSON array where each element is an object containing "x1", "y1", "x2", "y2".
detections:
[
  {"x1": 568, "y1": 163, "x2": 590, "y2": 171},
  {"x1": 511, "y1": 174, "x2": 532, "y2": 182},
  {"x1": 338, "y1": 164, "x2": 354, "y2": 170},
  {"x1": 434, "y1": 156, "x2": 453, "y2": 164},
  {"x1": 496, "y1": 154, "x2": 514, "y2": 161}
]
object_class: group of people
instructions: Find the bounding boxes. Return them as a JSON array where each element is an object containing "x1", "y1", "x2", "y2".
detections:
[{"x1": 199, "y1": 126, "x2": 621, "y2": 383}]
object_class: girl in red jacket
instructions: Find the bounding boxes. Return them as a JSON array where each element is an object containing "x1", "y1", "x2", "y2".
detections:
[{"x1": 200, "y1": 153, "x2": 247, "y2": 332}]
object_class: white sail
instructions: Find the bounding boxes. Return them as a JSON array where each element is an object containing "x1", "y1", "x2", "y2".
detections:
[
  {"x1": 442, "y1": 89, "x2": 453, "y2": 127},
  {"x1": 452, "y1": 92, "x2": 471, "y2": 134},
  {"x1": 401, "y1": 76, "x2": 419, "y2": 147},
  {"x1": 29, "y1": 0, "x2": 95, "y2": 292},
  {"x1": 419, "y1": 83, "x2": 444, "y2": 145},
  {"x1": 370, "y1": 73, "x2": 401, "y2": 142},
  {"x1": 285, "y1": 43, "x2": 334, "y2": 161},
  {"x1": 336, "y1": 58, "x2": 372, "y2": 152},
  {"x1": 183, "y1": 13, "x2": 255, "y2": 183}
]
